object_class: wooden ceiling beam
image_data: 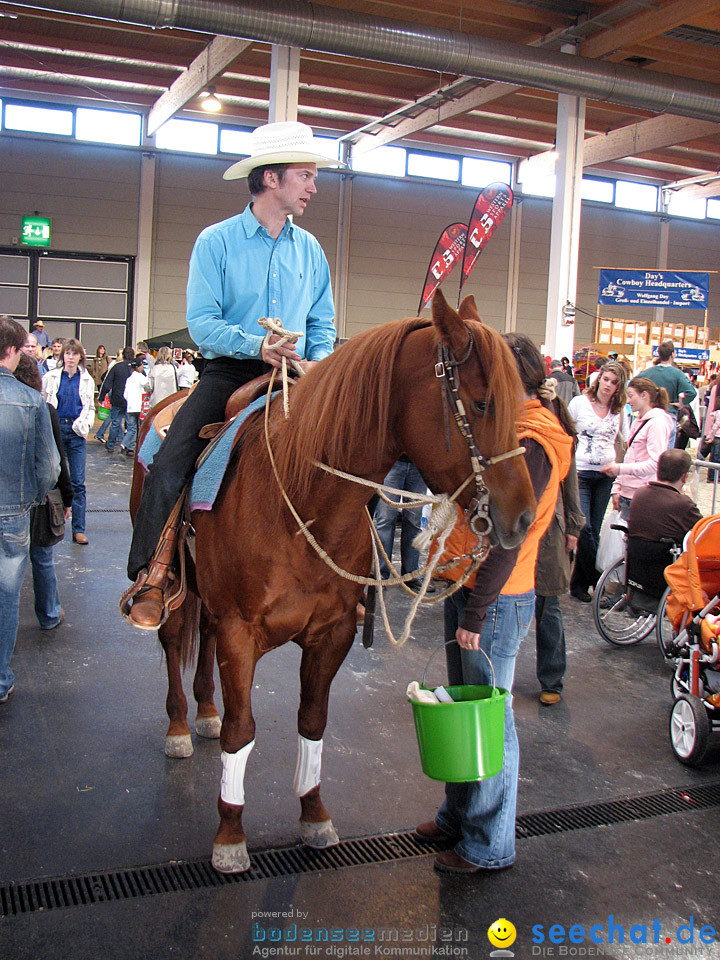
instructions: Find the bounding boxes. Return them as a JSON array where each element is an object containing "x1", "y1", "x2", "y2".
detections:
[{"x1": 579, "y1": 0, "x2": 720, "y2": 59}]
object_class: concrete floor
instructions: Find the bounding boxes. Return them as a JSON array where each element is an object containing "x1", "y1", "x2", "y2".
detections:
[{"x1": 1, "y1": 439, "x2": 720, "y2": 960}]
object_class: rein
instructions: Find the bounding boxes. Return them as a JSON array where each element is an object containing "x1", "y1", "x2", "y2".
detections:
[{"x1": 260, "y1": 321, "x2": 525, "y2": 645}]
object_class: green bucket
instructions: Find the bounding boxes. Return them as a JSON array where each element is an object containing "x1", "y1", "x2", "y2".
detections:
[
  {"x1": 96, "y1": 406, "x2": 109, "y2": 421},
  {"x1": 409, "y1": 644, "x2": 508, "y2": 782}
]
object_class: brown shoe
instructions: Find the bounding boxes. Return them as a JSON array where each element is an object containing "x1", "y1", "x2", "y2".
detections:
[
  {"x1": 414, "y1": 821, "x2": 458, "y2": 843},
  {"x1": 540, "y1": 690, "x2": 561, "y2": 705},
  {"x1": 72, "y1": 533, "x2": 89, "y2": 545},
  {"x1": 433, "y1": 850, "x2": 482, "y2": 874},
  {"x1": 129, "y1": 586, "x2": 164, "y2": 629}
]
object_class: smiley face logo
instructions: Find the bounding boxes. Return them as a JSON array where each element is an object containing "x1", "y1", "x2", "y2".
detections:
[{"x1": 488, "y1": 918, "x2": 516, "y2": 949}]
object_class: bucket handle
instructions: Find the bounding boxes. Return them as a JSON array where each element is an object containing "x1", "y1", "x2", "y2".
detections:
[{"x1": 422, "y1": 639, "x2": 502, "y2": 698}]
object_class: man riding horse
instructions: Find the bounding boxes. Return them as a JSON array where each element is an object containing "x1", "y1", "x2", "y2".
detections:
[{"x1": 126, "y1": 121, "x2": 343, "y2": 629}]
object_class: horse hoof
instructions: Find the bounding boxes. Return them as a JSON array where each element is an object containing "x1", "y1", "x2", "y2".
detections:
[
  {"x1": 196, "y1": 715, "x2": 222, "y2": 739},
  {"x1": 212, "y1": 841, "x2": 250, "y2": 874},
  {"x1": 300, "y1": 819, "x2": 340, "y2": 849},
  {"x1": 165, "y1": 734, "x2": 193, "y2": 758}
]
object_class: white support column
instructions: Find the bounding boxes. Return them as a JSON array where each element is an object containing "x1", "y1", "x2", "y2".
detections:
[
  {"x1": 334, "y1": 142, "x2": 353, "y2": 340},
  {"x1": 268, "y1": 45, "x2": 300, "y2": 122},
  {"x1": 133, "y1": 151, "x2": 156, "y2": 344},
  {"x1": 504, "y1": 197, "x2": 522, "y2": 333},
  {"x1": 544, "y1": 46, "x2": 585, "y2": 359},
  {"x1": 654, "y1": 216, "x2": 670, "y2": 331}
]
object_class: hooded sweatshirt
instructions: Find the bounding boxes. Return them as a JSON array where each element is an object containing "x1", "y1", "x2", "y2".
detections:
[{"x1": 434, "y1": 399, "x2": 573, "y2": 632}]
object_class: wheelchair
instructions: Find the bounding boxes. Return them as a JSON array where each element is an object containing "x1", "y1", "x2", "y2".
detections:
[{"x1": 592, "y1": 524, "x2": 681, "y2": 648}]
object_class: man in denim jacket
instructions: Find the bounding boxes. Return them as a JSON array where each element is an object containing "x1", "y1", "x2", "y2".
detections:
[{"x1": 0, "y1": 316, "x2": 59, "y2": 704}]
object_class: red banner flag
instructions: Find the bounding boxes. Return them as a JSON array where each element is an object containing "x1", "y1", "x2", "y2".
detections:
[
  {"x1": 459, "y1": 182, "x2": 513, "y2": 294},
  {"x1": 418, "y1": 222, "x2": 468, "y2": 313}
]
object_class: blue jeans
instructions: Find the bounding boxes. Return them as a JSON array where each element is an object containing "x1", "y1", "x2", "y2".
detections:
[
  {"x1": 436, "y1": 586, "x2": 535, "y2": 868},
  {"x1": 106, "y1": 405, "x2": 126, "y2": 451},
  {"x1": 121, "y1": 412, "x2": 140, "y2": 453},
  {"x1": 0, "y1": 512, "x2": 30, "y2": 698},
  {"x1": 95, "y1": 413, "x2": 110, "y2": 441},
  {"x1": 59, "y1": 422, "x2": 86, "y2": 534},
  {"x1": 373, "y1": 460, "x2": 426, "y2": 578},
  {"x1": 571, "y1": 470, "x2": 613, "y2": 592},
  {"x1": 30, "y1": 543, "x2": 62, "y2": 628},
  {"x1": 535, "y1": 594, "x2": 565, "y2": 693}
]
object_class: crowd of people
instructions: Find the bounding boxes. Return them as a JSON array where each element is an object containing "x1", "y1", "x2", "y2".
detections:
[{"x1": 0, "y1": 119, "x2": 715, "y2": 882}]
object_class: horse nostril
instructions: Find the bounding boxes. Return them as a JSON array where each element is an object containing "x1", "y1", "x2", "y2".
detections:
[{"x1": 516, "y1": 509, "x2": 533, "y2": 537}]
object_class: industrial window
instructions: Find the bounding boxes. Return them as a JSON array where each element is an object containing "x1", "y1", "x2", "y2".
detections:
[
  {"x1": 4, "y1": 102, "x2": 73, "y2": 137},
  {"x1": 707, "y1": 199, "x2": 720, "y2": 220},
  {"x1": 615, "y1": 180, "x2": 658, "y2": 213},
  {"x1": 76, "y1": 107, "x2": 141, "y2": 146},
  {"x1": 407, "y1": 152, "x2": 460, "y2": 182},
  {"x1": 522, "y1": 174, "x2": 556, "y2": 198},
  {"x1": 462, "y1": 157, "x2": 513, "y2": 188},
  {"x1": 666, "y1": 193, "x2": 707, "y2": 220},
  {"x1": 351, "y1": 145, "x2": 406, "y2": 177},
  {"x1": 581, "y1": 177, "x2": 614, "y2": 203},
  {"x1": 155, "y1": 118, "x2": 218, "y2": 155},
  {"x1": 219, "y1": 128, "x2": 253, "y2": 155}
]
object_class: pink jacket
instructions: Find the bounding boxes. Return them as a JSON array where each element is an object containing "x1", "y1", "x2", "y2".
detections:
[{"x1": 612, "y1": 406, "x2": 673, "y2": 500}]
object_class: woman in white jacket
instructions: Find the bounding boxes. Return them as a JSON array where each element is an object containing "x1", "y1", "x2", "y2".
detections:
[
  {"x1": 42, "y1": 339, "x2": 95, "y2": 544},
  {"x1": 121, "y1": 357, "x2": 150, "y2": 458},
  {"x1": 146, "y1": 347, "x2": 178, "y2": 408}
]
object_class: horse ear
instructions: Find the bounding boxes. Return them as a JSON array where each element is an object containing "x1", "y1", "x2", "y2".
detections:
[
  {"x1": 431, "y1": 288, "x2": 472, "y2": 355},
  {"x1": 458, "y1": 295, "x2": 481, "y2": 322}
]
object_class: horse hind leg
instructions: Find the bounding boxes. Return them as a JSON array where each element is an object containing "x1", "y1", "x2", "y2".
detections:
[
  {"x1": 296, "y1": 631, "x2": 355, "y2": 849},
  {"x1": 159, "y1": 607, "x2": 194, "y2": 758},
  {"x1": 194, "y1": 604, "x2": 221, "y2": 740}
]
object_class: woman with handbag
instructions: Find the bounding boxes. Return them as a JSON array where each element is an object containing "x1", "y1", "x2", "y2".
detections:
[
  {"x1": 88, "y1": 344, "x2": 108, "y2": 391},
  {"x1": 14, "y1": 355, "x2": 73, "y2": 630},
  {"x1": 567, "y1": 361, "x2": 628, "y2": 602},
  {"x1": 41, "y1": 338, "x2": 95, "y2": 544}
]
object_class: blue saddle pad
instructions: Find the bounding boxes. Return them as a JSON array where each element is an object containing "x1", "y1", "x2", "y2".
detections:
[{"x1": 136, "y1": 394, "x2": 267, "y2": 512}]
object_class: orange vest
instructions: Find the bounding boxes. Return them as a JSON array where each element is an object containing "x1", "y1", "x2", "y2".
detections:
[{"x1": 434, "y1": 399, "x2": 572, "y2": 594}]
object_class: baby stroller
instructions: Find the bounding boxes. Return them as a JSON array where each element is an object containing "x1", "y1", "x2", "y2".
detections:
[
  {"x1": 592, "y1": 524, "x2": 680, "y2": 648},
  {"x1": 661, "y1": 515, "x2": 720, "y2": 766}
]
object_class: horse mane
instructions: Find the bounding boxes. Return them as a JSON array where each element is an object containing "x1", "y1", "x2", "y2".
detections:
[{"x1": 271, "y1": 314, "x2": 520, "y2": 501}]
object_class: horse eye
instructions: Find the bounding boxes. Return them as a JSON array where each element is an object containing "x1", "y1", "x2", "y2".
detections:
[{"x1": 472, "y1": 399, "x2": 493, "y2": 416}]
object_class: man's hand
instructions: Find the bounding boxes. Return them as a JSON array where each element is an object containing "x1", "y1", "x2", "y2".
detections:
[
  {"x1": 565, "y1": 534, "x2": 578, "y2": 553},
  {"x1": 297, "y1": 359, "x2": 318, "y2": 374},
  {"x1": 64, "y1": 506, "x2": 72, "y2": 521},
  {"x1": 261, "y1": 333, "x2": 301, "y2": 369},
  {"x1": 456, "y1": 627, "x2": 482, "y2": 652}
]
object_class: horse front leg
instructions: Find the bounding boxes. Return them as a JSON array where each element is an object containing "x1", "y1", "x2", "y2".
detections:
[
  {"x1": 193, "y1": 603, "x2": 221, "y2": 740},
  {"x1": 212, "y1": 615, "x2": 261, "y2": 874},
  {"x1": 296, "y1": 628, "x2": 355, "y2": 849}
]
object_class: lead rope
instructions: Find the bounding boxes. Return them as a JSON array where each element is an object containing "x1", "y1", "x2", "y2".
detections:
[{"x1": 259, "y1": 316, "x2": 305, "y2": 418}]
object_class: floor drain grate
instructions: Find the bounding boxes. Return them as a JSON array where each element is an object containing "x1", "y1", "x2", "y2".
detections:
[{"x1": 3, "y1": 781, "x2": 719, "y2": 918}]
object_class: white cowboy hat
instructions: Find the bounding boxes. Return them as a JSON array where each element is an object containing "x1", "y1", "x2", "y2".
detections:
[{"x1": 223, "y1": 121, "x2": 343, "y2": 180}]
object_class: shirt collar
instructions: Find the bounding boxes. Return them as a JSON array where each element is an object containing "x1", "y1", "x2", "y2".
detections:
[{"x1": 241, "y1": 203, "x2": 294, "y2": 240}]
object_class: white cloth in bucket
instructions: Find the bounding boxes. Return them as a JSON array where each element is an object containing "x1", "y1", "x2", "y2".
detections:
[{"x1": 406, "y1": 682, "x2": 454, "y2": 704}]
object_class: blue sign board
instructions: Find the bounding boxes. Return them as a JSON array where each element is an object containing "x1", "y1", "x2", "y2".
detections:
[
  {"x1": 598, "y1": 269, "x2": 709, "y2": 309},
  {"x1": 652, "y1": 346, "x2": 710, "y2": 362}
]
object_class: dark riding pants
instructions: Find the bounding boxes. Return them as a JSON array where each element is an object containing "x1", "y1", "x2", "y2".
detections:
[{"x1": 127, "y1": 357, "x2": 267, "y2": 581}]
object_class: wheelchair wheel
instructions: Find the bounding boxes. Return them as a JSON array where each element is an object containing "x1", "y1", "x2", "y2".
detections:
[
  {"x1": 656, "y1": 587, "x2": 677, "y2": 660},
  {"x1": 669, "y1": 694, "x2": 710, "y2": 766},
  {"x1": 592, "y1": 557, "x2": 656, "y2": 646}
]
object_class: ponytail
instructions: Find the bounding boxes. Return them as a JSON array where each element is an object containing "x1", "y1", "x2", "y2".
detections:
[{"x1": 628, "y1": 377, "x2": 669, "y2": 411}]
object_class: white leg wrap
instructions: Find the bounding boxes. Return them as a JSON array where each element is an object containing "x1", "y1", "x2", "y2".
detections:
[
  {"x1": 220, "y1": 740, "x2": 255, "y2": 806},
  {"x1": 293, "y1": 735, "x2": 323, "y2": 797}
]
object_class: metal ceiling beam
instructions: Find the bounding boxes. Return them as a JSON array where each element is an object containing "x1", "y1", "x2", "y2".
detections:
[
  {"x1": 147, "y1": 35, "x2": 251, "y2": 135},
  {"x1": 579, "y1": 0, "x2": 720, "y2": 60},
  {"x1": 10, "y1": 0, "x2": 720, "y2": 123},
  {"x1": 663, "y1": 174, "x2": 720, "y2": 199}
]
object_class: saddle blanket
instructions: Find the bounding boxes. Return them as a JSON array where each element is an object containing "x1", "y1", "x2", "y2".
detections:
[{"x1": 137, "y1": 394, "x2": 267, "y2": 512}]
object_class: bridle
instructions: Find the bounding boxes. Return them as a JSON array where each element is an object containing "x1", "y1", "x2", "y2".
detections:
[{"x1": 435, "y1": 328, "x2": 525, "y2": 544}]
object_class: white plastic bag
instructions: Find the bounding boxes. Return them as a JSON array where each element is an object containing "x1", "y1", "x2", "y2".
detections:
[{"x1": 595, "y1": 509, "x2": 625, "y2": 572}]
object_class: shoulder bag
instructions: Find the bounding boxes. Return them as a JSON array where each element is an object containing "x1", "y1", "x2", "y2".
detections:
[{"x1": 30, "y1": 488, "x2": 66, "y2": 547}]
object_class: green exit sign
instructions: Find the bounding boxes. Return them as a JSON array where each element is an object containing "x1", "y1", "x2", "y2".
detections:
[{"x1": 21, "y1": 215, "x2": 51, "y2": 247}]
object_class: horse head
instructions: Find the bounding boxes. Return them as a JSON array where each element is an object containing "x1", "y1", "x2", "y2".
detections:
[{"x1": 394, "y1": 288, "x2": 536, "y2": 550}]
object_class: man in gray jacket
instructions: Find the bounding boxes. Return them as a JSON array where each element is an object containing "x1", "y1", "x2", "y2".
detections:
[{"x1": 0, "y1": 316, "x2": 59, "y2": 704}]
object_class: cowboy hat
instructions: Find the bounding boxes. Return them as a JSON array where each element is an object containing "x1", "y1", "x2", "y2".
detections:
[
  {"x1": 223, "y1": 121, "x2": 343, "y2": 180},
  {"x1": 33, "y1": 320, "x2": 44, "y2": 326}
]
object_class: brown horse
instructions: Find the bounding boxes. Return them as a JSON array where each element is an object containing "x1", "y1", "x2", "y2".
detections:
[{"x1": 129, "y1": 290, "x2": 536, "y2": 873}]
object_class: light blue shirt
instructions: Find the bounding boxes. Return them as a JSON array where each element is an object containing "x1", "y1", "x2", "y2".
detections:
[{"x1": 186, "y1": 204, "x2": 336, "y2": 362}]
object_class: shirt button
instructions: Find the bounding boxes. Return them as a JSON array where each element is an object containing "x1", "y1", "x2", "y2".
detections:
[{"x1": 272, "y1": 300, "x2": 276, "y2": 304}]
